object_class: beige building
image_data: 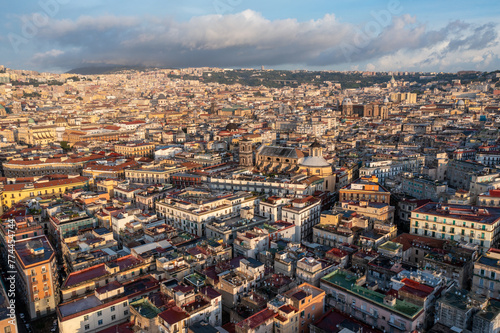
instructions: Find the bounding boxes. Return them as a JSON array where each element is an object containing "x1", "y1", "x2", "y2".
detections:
[
  {"x1": 114, "y1": 142, "x2": 155, "y2": 157},
  {"x1": 410, "y1": 203, "x2": 500, "y2": 253},
  {"x1": 296, "y1": 257, "x2": 336, "y2": 287},
  {"x1": 472, "y1": 248, "x2": 500, "y2": 298},
  {"x1": 18, "y1": 125, "x2": 57, "y2": 145}
]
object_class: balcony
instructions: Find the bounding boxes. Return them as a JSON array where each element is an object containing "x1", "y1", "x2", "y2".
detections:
[
  {"x1": 388, "y1": 321, "x2": 406, "y2": 331},
  {"x1": 351, "y1": 305, "x2": 378, "y2": 318}
]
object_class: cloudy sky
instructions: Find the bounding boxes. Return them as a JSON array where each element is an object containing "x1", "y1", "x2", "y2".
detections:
[{"x1": 2, "y1": 0, "x2": 500, "y2": 72}]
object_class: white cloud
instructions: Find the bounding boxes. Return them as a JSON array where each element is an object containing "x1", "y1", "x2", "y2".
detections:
[{"x1": 25, "y1": 10, "x2": 500, "y2": 71}]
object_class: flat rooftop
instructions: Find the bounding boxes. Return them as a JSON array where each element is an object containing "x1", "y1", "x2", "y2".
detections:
[
  {"x1": 15, "y1": 235, "x2": 54, "y2": 267},
  {"x1": 413, "y1": 203, "x2": 500, "y2": 224},
  {"x1": 59, "y1": 295, "x2": 102, "y2": 318},
  {"x1": 322, "y1": 270, "x2": 423, "y2": 319}
]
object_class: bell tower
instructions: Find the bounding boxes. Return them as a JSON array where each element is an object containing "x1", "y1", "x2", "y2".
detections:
[
  {"x1": 309, "y1": 140, "x2": 323, "y2": 157},
  {"x1": 239, "y1": 139, "x2": 253, "y2": 167}
]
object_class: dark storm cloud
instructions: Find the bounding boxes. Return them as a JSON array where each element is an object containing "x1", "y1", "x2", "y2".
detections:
[{"x1": 28, "y1": 10, "x2": 499, "y2": 70}]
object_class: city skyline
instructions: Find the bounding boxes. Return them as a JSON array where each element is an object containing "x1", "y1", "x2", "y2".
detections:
[{"x1": 2, "y1": 0, "x2": 500, "y2": 73}]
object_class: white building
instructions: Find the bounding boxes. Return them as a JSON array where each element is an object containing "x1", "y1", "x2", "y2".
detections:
[
  {"x1": 156, "y1": 190, "x2": 257, "y2": 237},
  {"x1": 282, "y1": 196, "x2": 321, "y2": 242}
]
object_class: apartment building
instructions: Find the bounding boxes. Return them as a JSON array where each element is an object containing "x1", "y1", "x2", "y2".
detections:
[
  {"x1": 49, "y1": 207, "x2": 99, "y2": 240},
  {"x1": 397, "y1": 199, "x2": 432, "y2": 231},
  {"x1": 60, "y1": 254, "x2": 154, "y2": 302},
  {"x1": 82, "y1": 158, "x2": 139, "y2": 180},
  {"x1": 401, "y1": 174, "x2": 448, "y2": 201},
  {"x1": 340, "y1": 200, "x2": 395, "y2": 224},
  {"x1": 206, "y1": 174, "x2": 324, "y2": 197},
  {"x1": 436, "y1": 286, "x2": 486, "y2": 331},
  {"x1": 321, "y1": 269, "x2": 425, "y2": 332},
  {"x1": 125, "y1": 165, "x2": 187, "y2": 184},
  {"x1": 114, "y1": 142, "x2": 155, "y2": 157},
  {"x1": 217, "y1": 258, "x2": 264, "y2": 309},
  {"x1": 472, "y1": 248, "x2": 500, "y2": 298},
  {"x1": 339, "y1": 176, "x2": 391, "y2": 204},
  {"x1": 58, "y1": 275, "x2": 159, "y2": 333},
  {"x1": 282, "y1": 196, "x2": 321, "y2": 242},
  {"x1": 235, "y1": 308, "x2": 276, "y2": 333},
  {"x1": 359, "y1": 160, "x2": 405, "y2": 184},
  {"x1": 61, "y1": 227, "x2": 118, "y2": 273},
  {"x1": 478, "y1": 189, "x2": 500, "y2": 207},
  {"x1": 447, "y1": 159, "x2": 490, "y2": 190},
  {"x1": 410, "y1": 203, "x2": 500, "y2": 253},
  {"x1": 476, "y1": 151, "x2": 500, "y2": 167},
  {"x1": 258, "y1": 196, "x2": 292, "y2": 222},
  {"x1": 3, "y1": 154, "x2": 102, "y2": 177},
  {"x1": 282, "y1": 283, "x2": 326, "y2": 333},
  {"x1": 233, "y1": 228, "x2": 270, "y2": 259},
  {"x1": 156, "y1": 189, "x2": 257, "y2": 237},
  {"x1": 1, "y1": 176, "x2": 91, "y2": 211},
  {"x1": 472, "y1": 298, "x2": 500, "y2": 333},
  {"x1": 14, "y1": 235, "x2": 59, "y2": 320},
  {"x1": 296, "y1": 257, "x2": 336, "y2": 287}
]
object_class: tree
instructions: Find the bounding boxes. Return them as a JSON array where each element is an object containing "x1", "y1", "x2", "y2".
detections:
[{"x1": 60, "y1": 141, "x2": 71, "y2": 151}]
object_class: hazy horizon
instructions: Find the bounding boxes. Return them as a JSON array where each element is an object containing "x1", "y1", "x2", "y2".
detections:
[{"x1": 2, "y1": 0, "x2": 500, "y2": 73}]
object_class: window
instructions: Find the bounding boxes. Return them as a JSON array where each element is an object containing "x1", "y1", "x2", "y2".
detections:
[
  {"x1": 97, "y1": 311, "x2": 102, "y2": 316},
  {"x1": 123, "y1": 302, "x2": 128, "y2": 307},
  {"x1": 98, "y1": 320, "x2": 103, "y2": 325},
  {"x1": 111, "y1": 315, "x2": 116, "y2": 320},
  {"x1": 124, "y1": 310, "x2": 129, "y2": 315},
  {"x1": 111, "y1": 306, "x2": 115, "y2": 312},
  {"x1": 84, "y1": 325, "x2": 90, "y2": 330}
]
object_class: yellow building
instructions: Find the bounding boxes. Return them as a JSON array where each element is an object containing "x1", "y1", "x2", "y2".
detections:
[
  {"x1": 114, "y1": 142, "x2": 155, "y2": 157},
  {"x1": 18, "y1": 125, "x2": 57, "y2": 145},
  {"x1": 96, "y1": 179, "x2": 121, "y2": 198},
  {"x1": 1, "y1": 176, "x2": 91, "y2": 211}
]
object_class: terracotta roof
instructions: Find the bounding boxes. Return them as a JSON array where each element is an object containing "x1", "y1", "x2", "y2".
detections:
[
  {"x1": 64, "y1": 263, "x2": 107, "y2": 287},
  {"x1": 236, "y1": 308, "x2": 277, "y2": 329},
  {"x1": 158, "y1": 306, "x2": 190, "y2": 325},
  {"x1": 392, "y1": 233, "x2": 446, "y2": 252}
]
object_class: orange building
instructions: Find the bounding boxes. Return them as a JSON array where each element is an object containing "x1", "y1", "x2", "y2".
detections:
[
  {"x1": 339, "y1": 176, "x2": 391, "y2": 204},
  {"x1": 283, "y1": 283, "x2": 325, "y2": 333},
  {"x1": 14, "y1": 235, "x2": 59, "y2": 320}
]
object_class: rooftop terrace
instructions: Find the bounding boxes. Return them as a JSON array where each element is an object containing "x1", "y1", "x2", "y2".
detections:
[{"x1": 322, "y1": 270, "x2": 423, "y2": 319}]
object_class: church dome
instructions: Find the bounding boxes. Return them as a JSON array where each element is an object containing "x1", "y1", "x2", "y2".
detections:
[
  {"x1": 342, "y1": 97, "x2": 352, "y2": 105},
  {"x1": 300, "y1": 156, "x2": 330, "y2": 167},
  {"x1": 55, "y1": 116, "x2": 67, "y2": 124}
]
